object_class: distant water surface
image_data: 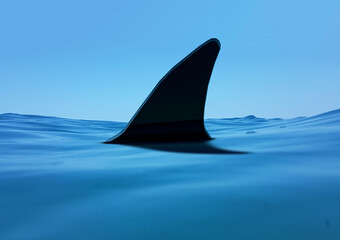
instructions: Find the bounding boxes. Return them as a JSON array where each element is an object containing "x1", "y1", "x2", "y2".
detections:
[{"x1": 1, "y1": 110, "x2": 340, "y2": 240}]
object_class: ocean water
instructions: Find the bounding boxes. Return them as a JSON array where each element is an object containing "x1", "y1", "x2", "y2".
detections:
[{"x1": 0, "y1": 110, "x2": 340, "y2": 240}]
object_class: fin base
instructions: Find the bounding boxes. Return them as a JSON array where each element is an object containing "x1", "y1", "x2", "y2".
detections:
[{"x1": 105, "y1": 120, "x2": 211, "y2": 143}]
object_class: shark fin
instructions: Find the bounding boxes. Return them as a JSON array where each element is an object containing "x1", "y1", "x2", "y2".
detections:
[{"x1": 106, "y1": 38, "x2": 220, "y2": 143}]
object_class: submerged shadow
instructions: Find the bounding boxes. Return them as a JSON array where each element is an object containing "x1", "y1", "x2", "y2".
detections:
[{"x1": 125, "y1": 141, "x2": 247, "y2": 154}]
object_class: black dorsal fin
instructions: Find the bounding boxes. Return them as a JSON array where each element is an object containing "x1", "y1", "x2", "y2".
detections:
[{"x1": 106, "y1": 38, "x2": 221, "y2": 143}]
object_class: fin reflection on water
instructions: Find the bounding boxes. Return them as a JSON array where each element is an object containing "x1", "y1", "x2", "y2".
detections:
[{"x1": 127, "y1": 141, "x2": 247, "y2": 154}]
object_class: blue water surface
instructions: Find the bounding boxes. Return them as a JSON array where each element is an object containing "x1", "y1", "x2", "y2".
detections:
[{"x1": 1, "y1": 110, "x2": 340, "y2": 240}]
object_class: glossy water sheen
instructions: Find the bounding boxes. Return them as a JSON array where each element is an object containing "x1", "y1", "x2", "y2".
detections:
[{"x1": 1, "y1": 110, "x2": 340, "y2": 240}]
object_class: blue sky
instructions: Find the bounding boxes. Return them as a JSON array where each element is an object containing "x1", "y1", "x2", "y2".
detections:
[{"x1": 1, "y1": 0, "x2": 339, "y2": 121}]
